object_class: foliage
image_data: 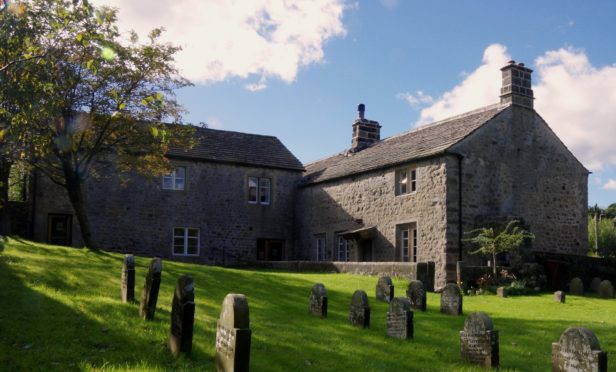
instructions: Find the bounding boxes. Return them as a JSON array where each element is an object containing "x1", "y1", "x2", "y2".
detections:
[
  {"x1": 605, "y1": 203, "x2": 616, "y2": 219},
  {"x1": 588, "y1": 215, "x2": 616, "y2": 258},
  {"x1": 1, "y1": 0, "x2": 195, "y2": 247},
  {"x1": 2, "y1": 238, "x2": 616, "y2": 371},
  {"x1": 465, "y1": 220, "x2": 535, "y2": 276}
]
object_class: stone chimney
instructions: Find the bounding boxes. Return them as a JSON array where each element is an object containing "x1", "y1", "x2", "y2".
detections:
[
  {"x1": 351, "y1": 104, "x2": 381, "y2": 152},
  {"x1": 500, "y1": 60, "x2": 534, "y2": 109}
]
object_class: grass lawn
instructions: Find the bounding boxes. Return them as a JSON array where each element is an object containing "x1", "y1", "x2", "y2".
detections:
[{"x1": 1, "y1": 238, "x2": 615, "y2": 371}]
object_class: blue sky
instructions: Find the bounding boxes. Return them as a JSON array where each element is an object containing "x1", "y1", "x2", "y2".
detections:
[{"x1": 93, "y1": 0, "x2": 616, "y2": 207}]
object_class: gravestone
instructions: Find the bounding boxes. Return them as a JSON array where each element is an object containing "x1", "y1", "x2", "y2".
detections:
[
  {"x1": 139, "y1": 257, "x2": 163, "y2": 320},
  {"x1": 554, "y1": 291, "x2": 566, "y2": 303},
  {"x1": 215, "y1": 294, "x2": 251, "y2": 372},
  {"x1": 552, "y1": 327, "x2": 607, "y2": 372},
  {"x1": 121, "y1": 254, "x2": 135, "y2": 303},
  {"x1": 309, "y1": 283, "x2": 328, "y2": 317},
  {"x1": 348, "y1": 290, "x2": 370, "y2": 328},
  {"x1": 416, "y1": 262, "x2": 435, "y2": 292},
  {"x1": 590, "y1": 277, "x2": 602, "y2": 293},
  {"x1": 460, "y1": 312, "x2": 499, "y2": 368},
  {"x1": 376, "y1": 276, "x2": 394, "y2": 302},
  {"x1": 569, "y1": 277, "x2": 584, "y2": 296},
  {"x1": 440, "y1": 283, "x2": 463, "y2": 315},
  {"x1": 169, "y1": 276, "x2": 195, "y2": 356},
  {"x1": 496, "y1": 287, "x2": 508, "y2": 298},
  {"x1": 406, "y1": 280, "x2": 426, "y2": 311},
  {"x1": 386, "y1": 297, "x2": 413, "y2": 340},
  {"x1": 598, "y1": 280, "x2": 614, "y2": 298}
]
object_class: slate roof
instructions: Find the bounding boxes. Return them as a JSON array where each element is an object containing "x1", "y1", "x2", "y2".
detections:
[
  {"x1": 167, "y1": 127, "x2": 304, "y2": 171},
  {"x1": 302, "y1": 104, "x2": 508, "y2": 185}
]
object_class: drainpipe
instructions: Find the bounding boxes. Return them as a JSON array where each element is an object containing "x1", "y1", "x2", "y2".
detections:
[{"x1": 457, "y1": 155, "x2": 463, "y2": 262}]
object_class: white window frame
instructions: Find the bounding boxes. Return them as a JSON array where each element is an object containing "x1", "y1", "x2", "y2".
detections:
[
  {"x1": 172, "y1": 227, "x2": 200, "y2": 256},
  {"x1": 396, "y1": 167, "x2": 417, "y2": 195},
  {"x1": 248, "y1": 176, "x2": 271, "y2": 205},
  {"x1": 315, "y1": 234, "x2": 326, "y2": 261},
  {"x1": 398, "y1": 223, "x2": 418, "y2": 262},
  {"x1": 163, "y1": 167, "x2": 186, "y2": 191},
  {"x1": 337, "y1": 235, "x2": 350, "y2": 262}
]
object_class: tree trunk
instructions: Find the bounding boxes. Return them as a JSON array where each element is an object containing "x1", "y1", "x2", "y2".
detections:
[
  {"x1": 0, "y1": 157, "x2": 13, "y2": 236},
  {"x1": 492, "y1": 251, "x2": 497, "y2": 278},
  {"x1": 62, "y1": 160, "x2": 97, "y2": 250}
]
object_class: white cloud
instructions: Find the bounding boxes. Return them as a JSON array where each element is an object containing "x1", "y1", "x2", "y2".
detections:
[
  {"x1": 91, "y1": 0, "x2": 348, "y2": 87},
  {"x1": 245, "y1": 77, "x2": 268, "y2": 92},
  {"x1": 379, "y1": 0, "x2": 399, "y2": 9},
  {"x1": 413, "y1": 43, "x2": 616, "y2": 172},
  {"x1": 415, "y1": 44, "x2": 510, "y2": 125},
  {"x1": 604, "y1": 179, "x2": 616, "y2": 190},
  {"x1": 396, "y1": 91, "x2": 433, "y2": 108},
  {"x1": 206, "y1": 116, "x2": 223, "y2": 130}
]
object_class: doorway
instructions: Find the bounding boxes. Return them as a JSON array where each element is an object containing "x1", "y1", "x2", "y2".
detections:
[
  {"x1": 47, "y1": 214, "x2": 72, "y2": 246},
  {"x1": 358, "y1": 239, "x2": 373, "y2": 261},
  {"x1": 256, "y1": 239, "x2": 284, "y2": 261}
]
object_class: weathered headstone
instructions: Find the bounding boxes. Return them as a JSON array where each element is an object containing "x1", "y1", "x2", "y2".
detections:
[
  {"x1": 215, "y1": 294, "x2": 251, "y2": 372},
  {"x1": 139, "y1": 257, "x2": 163, "y2": 320},
  {"x1": 569, "y1": 277, "x2": 584, "y2": 296},
  {"x1": 406, "y1": 280, "x2": 426, "y2": 311},
  {"x1": 552, "y1": 327, "x2": 607, "y2": 372},
  {"x1": 554, "y1": 291, "x2": 566, "y2": 303},
  {"x1": 121, "y1": 254, "x2": 135, "y2": 303},
  {"x1": 590, "y1": 277, "x2": 602, "y2": 293},
  {"x1": 348, "y1": 290, "x2": 370, "y2": 328},
  {"x1": 598, "y1": 280, "x2": 614, "y2": 299},
  {"x1": 386, "y1": 297, "x2": 413, "y2": 340},
  {"x1": 440, "y1": 283, "x2": 463, "y2": 315},
  {"x1": 496, "y1": 286, "x2": 508, "y2": 298},
  {"x1": 376, "y1": 276, "x2": 394, "y2": 302},
  {"x1": 169, "y1": 275, "x2": 195, "y2": 356},
  {"x1": 309, "y1": 283, "x2": 328, "y2": 317},
  {"x1": 460, "y1": 312, "x2": 499, "y2": 368}
]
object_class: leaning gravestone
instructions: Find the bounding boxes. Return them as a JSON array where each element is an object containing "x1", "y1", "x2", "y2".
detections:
[
  {"x1": 554, "y1": 291, "x2": 566, "y2": 303},
  {"x1": 552, "y1": 327, "x2": 608, "y2": 372},
  {"x1": 569, "y1": 277, "x2": 584, "y2": 296},
  {"x1": 215, "y1": 294, "x2": 251, "y2": 372},
  {"x1": 590, "y1": 277, "x2": 602, "y2": 293},
  {"x1": 599, "y1": 280, "x2": 614, "y2": 299},
  {"x1": 496, "y1": 286, "x2": 508, "y2": 298},
  {"x1": 169, "y1": 276, "x2": 195, "y2": 356},
  {"x1": 406, "y1": 280, "x2": 427, "y2": 311},
  {"x1": 140, "y1": 257, "x2": 163, "y2": 320},
  {"x1": 460, "y1": 312, "x2": 499, "y2": 368},
  {"x1": 440, "y1": 283, "x2": 463, "y2": 315},
  {"x1": 348, "y1": 290, "x2": 370, "y2": 328},
  {"x1": 309, "y1": 283, "x2": 328, "y2": 317},
  {"x1": 376, "y1": 276, "x2": 394, "y2": 303},
  {"x1": 121, "y1": 254, "x2": 135, "y2": 303},
  {"x1": 387, "y1": 297, "x2": 413, "y2": 340}
]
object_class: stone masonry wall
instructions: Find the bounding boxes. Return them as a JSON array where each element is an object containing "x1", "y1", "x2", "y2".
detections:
[
  {"x1": 33, "y1": 160, "x2": 302, "y2": 264},
  {"x1": 449, "y1": 106, "x2": 588, "y2": 263},
  {"x1": 294, "y1": 157, "x2": 454, "y2": 287}
]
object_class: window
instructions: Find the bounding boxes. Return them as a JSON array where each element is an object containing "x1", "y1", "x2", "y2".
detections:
[
  {"x1": 337, "y1": 235, "x2": 350, "y2": 262},
  {"x1": 315, "y1": 234, "x2": 326, "y2": 261},
  {"x1": 396, "y1": 167, "x2": 416, "y2": 195},
  {"x1": 397, "y1": 223, "x2": 418, "y2": 262},
  {"x1": 172, "y1": 227, "x2": 200, "y2": 256},
  {"x1": 163, "y1": 167, "x2": 186, "y2": 190},
  {"x1": 248, "y1": 177, "x2": 271, "y2": 205}
]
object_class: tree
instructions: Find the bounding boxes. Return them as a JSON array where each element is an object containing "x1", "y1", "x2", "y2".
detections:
[
  {"x1": 605, "y1": 203, "x2": 616, "y2": 219},
  {"x1": 465, "y1": 220, "x2": 535, "y2": 276},
  {"x1": 0, "y1": 0, "x2": 194, "y2": 248}
]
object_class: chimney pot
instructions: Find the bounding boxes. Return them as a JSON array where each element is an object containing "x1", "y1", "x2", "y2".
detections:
[
  {"x1": 508, "y1": 60, "x2": 516, "y2": 65},
  {"x1": 357, "y1": 103, "x2": 365, "y2": 119}
]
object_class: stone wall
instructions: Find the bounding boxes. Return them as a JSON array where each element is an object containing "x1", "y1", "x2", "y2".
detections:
[
  {"x1": 294, "y1": 157, "x2": 454, "y2": 287},
  {"x1": 32, "y1": 159, "x2": 302, "y2": 264},
  {"x1": 450, "y1": 106, "x2": 588, "y2": 263}
]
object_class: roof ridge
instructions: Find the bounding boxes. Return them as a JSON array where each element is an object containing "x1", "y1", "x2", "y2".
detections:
[{"x1": 193, "y1": 125, "x2": 278, "y2": 140}]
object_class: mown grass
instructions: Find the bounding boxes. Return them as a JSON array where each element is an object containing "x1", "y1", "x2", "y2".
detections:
[{"x1": 0, "y1": 238, "x2": 615, "y2": 371}]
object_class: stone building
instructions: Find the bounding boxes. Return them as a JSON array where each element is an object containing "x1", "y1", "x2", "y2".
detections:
[
  {"x1": 32, "y1": 128, "x2": 304, "y2": 264},
  {"x1": 294, "y1": 61, "x2": 588, "y2": 286},
  {"x1": 29, "y1": 61, "x2": 588, "y2": 287}
]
